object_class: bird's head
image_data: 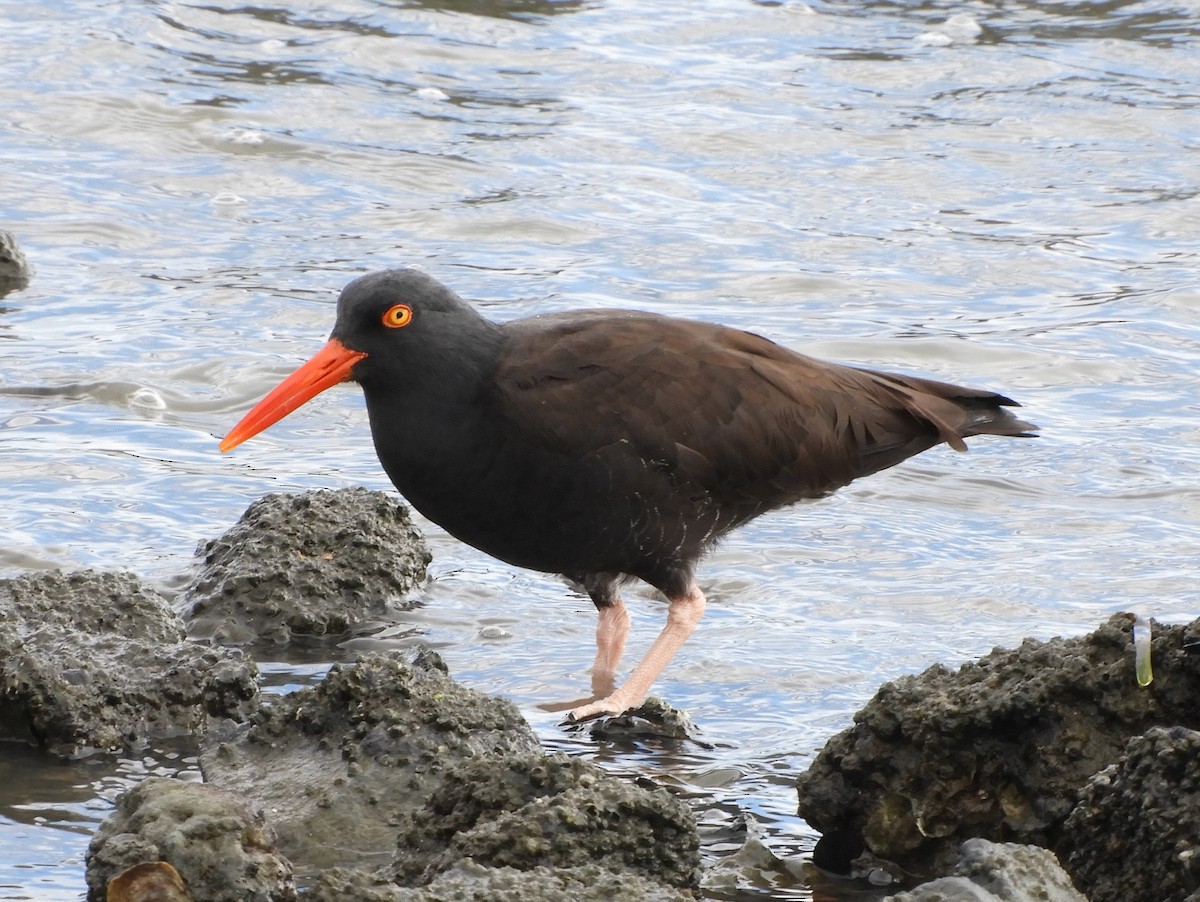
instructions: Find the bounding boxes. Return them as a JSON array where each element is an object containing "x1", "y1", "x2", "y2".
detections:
[{"x1": 219, "y1": 268, "x2": 497, "y2": 452}]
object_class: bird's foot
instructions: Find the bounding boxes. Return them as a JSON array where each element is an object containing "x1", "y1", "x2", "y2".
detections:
[{"x1": 563, "y1": 693, "x2": 635, "y2": 724}]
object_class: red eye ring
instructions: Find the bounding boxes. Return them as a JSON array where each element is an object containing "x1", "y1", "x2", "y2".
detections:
[{"x1": 382, "y1": 303, "x2": 413, "y2": 329}]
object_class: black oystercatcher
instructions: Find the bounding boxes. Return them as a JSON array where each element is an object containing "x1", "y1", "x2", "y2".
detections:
[{"x1": 221, "y1": 269, "x2": 1036, "y2": 720}]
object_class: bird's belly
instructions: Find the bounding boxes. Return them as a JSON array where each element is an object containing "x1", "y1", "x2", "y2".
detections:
[{"x1": 384, "y1": 451, "x2": 716, "y2": 580}]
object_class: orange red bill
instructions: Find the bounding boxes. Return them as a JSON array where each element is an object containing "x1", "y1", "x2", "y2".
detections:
[{"x1": 219, "y1": 338, "x2": 366, "y2": 452}]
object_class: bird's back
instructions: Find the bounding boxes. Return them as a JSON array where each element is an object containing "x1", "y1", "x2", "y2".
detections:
[{"x1": 496, "y1": 310, "x2": 1032, "y2": 493}]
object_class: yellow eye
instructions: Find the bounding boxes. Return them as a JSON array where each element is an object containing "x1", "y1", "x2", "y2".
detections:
[{"x1": 381, "y1": 303, "x2": 413, "y2": 329}]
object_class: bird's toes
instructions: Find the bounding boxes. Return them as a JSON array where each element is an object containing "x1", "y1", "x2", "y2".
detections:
[{"x1": 564, "y1": 697, "x2": 630, "y2": 724}]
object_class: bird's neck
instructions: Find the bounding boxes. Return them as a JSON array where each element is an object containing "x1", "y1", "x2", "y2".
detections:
[
  {"x1": 357, "y1": 321, "x2": 506, "y2": 495},
  {"x1": 361, "y1": 377, "x2": 511, "y2": 539}
]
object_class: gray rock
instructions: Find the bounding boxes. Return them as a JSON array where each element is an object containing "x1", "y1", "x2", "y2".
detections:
[
  {"x1": 884, "y1": 839, "x2": 1086, "y2": 901},
  {"x1": 310, "y1": 860, "x2": 695, "y2": 901},
  {"x1": 85, "y1": 777, "x2": 294, "y2": 902},
  {"x1": 1062, "y1": 725, "x2": 1200, "y2": 902},
  {"x1": 200, "y1": 649, "x2": 699, "y2": 896},
  {"x1": 0, "y1": 230, "x2": 30, "y2": 289},
  {"x1": 796, "y1": 613, "x2": 1200, "y2": 877},
  {"x1": 0, "y1": 569, "x2": 259, "y2": 756},
  {"x1": 388, "y1": 750, "x2": 699, "y2": 889},
  {"x1": 584, "y1": 696, "x2": 698, "y2": 743},
  {"x1": 185, "y1": 488, "x2": 430, "y2": 644},
  {"x1": 199, "y1": 649, "x2": 541, "y2": 872}
]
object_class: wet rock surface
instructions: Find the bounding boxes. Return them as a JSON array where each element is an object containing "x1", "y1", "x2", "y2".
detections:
[
  {"x1": 1062, "y1": 725, "x2": 1200, "y2": 902},
  {"x1": 200, "y1": 648, "x2": 699, "y2": 892},
  {"x1": 882, "y1": 839, "x2": 1086, "y2": 902},
  {"x1": 0, "y1": 229, "x2": 30, "y2": 289},
  {"x1": 701, "y1": 812, "x2": 803, "y2": 896},
  {"x1": 0, "y1": 569, "x2": 259, "y2": 756},
  {"x1": 310, "y1": 860, "x2": 696, "y2": 901},
  {"x1": 796, "y1": 613, "x2": 1200, "y2": 879},
  {"x1": 184, "y1": 488, "x2": 430, "y2": 644},
  {"x1": 85, "y1": 777, "x2": 295, "y2": 902},
  {"x1": 583, "y1": 696, "x2": 700, "y2": 745},
  {"x1": 388, "y1": 750, "x2": 699, "y2": 888},
  {"x1": 200, "y1": 649, "x2": 543, "y2": 871}
]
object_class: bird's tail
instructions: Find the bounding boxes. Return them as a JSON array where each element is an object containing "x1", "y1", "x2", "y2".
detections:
[{"x1": 878, "y1": 372, "x2": 1038, "y2": 452}]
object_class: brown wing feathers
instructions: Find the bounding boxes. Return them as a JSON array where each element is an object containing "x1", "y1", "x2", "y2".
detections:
[{"x1": 497, "y1": 311, "x2": 1036, "y2": 505}]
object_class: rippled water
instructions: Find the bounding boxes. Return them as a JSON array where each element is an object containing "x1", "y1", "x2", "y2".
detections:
[{"x1": 2, "y1": 0, "x2": 1198, "y2": 898}]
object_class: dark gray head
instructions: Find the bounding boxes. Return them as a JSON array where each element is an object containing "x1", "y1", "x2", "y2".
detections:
[
  {"x1": 219, "y1": 268, "x2": 503, "y2": 453},
  {"x1": 330, "y1": 268, "x2": 504, "y2": 396}
]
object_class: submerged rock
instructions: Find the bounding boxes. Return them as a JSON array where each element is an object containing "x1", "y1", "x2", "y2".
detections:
[
  {"x1": 882, "y1": 839, "x2": 1086, "y2": 902},
  {"x1": 85, "y1": 777, "x2": 294, "y2": 902},
  {"x1": 796, "y1": 613, "x2": 1200, "y2": 878},
  {"x1": 185, "y1": 488, "x2": 430, "y2": 644},
  {"x1": 1062, "y1": 725, "x2": 1200, "y2": 902},
  {"x1": 701, "y1": 812, "x2": 803, "y2": 897},
  {"x1": 0, "y1": 569, "x2": 259, "y2": 757}
]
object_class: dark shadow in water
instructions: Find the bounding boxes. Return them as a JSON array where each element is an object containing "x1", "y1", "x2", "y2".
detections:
[{"x1": 382, "y1": 0, "x2": 595, "y2": 22}]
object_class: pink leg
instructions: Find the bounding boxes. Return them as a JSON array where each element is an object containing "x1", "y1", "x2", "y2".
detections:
[
  {"x1": 570, "y1": 582, "x2": 706, "y2": 721},
  {"x1": 591, "y1": 598, "x2": 631, "y2": 697}
]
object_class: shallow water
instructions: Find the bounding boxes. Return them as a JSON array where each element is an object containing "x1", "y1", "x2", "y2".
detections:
[{"x1": 2, "y1": 0, "x2": 1198, "y2": 897}]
